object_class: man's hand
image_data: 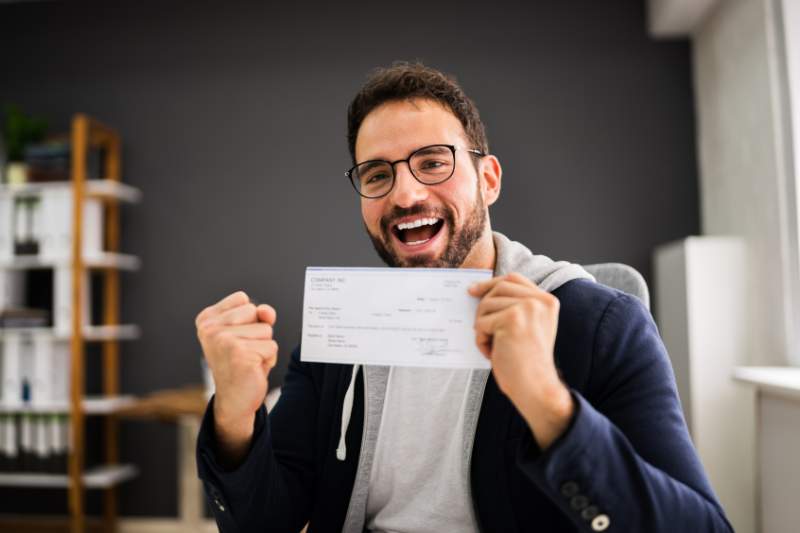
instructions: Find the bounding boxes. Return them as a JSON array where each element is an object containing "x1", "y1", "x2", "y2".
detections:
[
  {"x1": 195, "y1": 290, "x2": 278, "y2": 467},
  {"x1": 469, "y1": 272, "x2": 574, "y2": 450}
]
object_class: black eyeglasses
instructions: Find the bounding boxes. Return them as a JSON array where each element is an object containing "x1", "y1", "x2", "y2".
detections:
[{"x1": 345, "y1": 144, "x2": 485, "y2": 199}]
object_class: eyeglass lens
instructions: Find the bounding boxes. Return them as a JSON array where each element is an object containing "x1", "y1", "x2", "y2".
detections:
[{"x1": 352, "y1": 145, "x2": 455, "y2": 198}]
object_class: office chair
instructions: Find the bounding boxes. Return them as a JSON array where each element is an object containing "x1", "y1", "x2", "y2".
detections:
[{"x1": 583, "y1": 263, "x2": 650, "y2": 311}]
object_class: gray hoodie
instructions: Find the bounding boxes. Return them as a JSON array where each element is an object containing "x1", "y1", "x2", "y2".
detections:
[{"x1": 337, "y1": 231, "x2": 595, "y2": 532}]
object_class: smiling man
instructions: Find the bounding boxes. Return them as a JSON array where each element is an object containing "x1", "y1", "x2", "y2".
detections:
[
  {"x1": 354, "y1": 99, "x2": 494, "y2": 270},
  {"x1": 195, "y1": 63, "x2": 733, "y2": 533}
]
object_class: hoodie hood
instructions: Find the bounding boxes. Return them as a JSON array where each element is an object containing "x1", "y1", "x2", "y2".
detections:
[{"x1": 492, "y1": 231, "x2": 595, "y2": 291}]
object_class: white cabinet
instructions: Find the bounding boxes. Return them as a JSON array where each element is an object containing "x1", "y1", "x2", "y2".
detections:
[{"x1": 654, "y1": 236, "x2": 756, "y2": 533}]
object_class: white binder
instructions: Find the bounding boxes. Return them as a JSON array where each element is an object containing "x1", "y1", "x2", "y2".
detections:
[
  {"x1": 0, "y1": 270, "x2": 25, "y2": 310},
  {"x1": 51, "y1": 341, "x2": 70, "y2": 404},
  {"x1": 0, "y1": 192, "x2": 12, "y2": 261},
  {"x1": 17, "y1": 332, "x2": 34, "y2": 403},
  {"x1": 53, "y1": 266, "x2": 90, "y2": 336},
  {"x1": 39, "y1": 188, "x2": 104, "y2": 261},
  {"x1": 3, "y1": 416, "x2": 17, "y2": 466},
  {"x1": 1, "y1": 332, "x2": 22, "y2": 406},
  {"x1": 31, "y1": 333, "x2": 52, "y2": 406}
]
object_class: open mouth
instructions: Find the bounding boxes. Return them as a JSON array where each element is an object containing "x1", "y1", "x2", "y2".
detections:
[{"x1": 391, "y1": 216, "x2": 445, "y2": 247}]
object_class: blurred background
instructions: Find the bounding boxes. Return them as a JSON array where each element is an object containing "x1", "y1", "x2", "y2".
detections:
[{"x1": 0, "y1": 0, "x2": 798, "y2": 532}]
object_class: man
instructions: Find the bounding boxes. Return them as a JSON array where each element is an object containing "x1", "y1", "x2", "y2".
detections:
[{"x1": 195, "y1": 62, "x2": 733, "y2": 532}]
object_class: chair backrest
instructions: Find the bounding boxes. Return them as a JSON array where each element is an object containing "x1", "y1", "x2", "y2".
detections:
[{"x1": 583, "y1": 263, "x2": 650, "y2": 311}]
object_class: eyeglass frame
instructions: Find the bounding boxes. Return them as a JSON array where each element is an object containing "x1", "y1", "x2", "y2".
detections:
[{"x1": 344, "y1": 143, "x2": 486, "y2": 199}]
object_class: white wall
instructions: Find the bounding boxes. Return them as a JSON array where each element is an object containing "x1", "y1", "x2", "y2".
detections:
[
  {"x1": 779, "y1": 0, "x2": 800, "y2": 367},
  {"x1": 693, "y1": 0, "x2": 800, "y2": 367}
]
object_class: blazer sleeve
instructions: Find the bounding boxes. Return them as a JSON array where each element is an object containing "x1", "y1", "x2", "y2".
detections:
[
  {"x1": 517, "y1": 292, "x2": 734, "y2": 532},
  {"x1": 196, "y1": 346, "x2": 316, "y2": 533}
]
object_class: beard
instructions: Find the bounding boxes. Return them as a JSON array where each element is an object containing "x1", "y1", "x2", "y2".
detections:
[{"x1": 366, "y1": 186, "x2": 487, "y2": 268}]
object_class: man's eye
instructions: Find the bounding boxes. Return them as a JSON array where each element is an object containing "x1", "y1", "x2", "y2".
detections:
[
  {"x1": 419, "y1": 159, "x2": 449, "y2": 170},
  {"x1": 365, "y1": 173, "x2": 389, "y2": 184}
]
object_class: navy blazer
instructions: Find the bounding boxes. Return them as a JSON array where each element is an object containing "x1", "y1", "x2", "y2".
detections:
[{"x1": 196, "y1": 279, "x2": 734, "y2": 532}]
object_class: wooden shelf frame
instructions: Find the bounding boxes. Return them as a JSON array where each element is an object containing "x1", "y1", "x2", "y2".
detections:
[{"x1": 68, "y1": 113, "x2": 126, "y2": 533}]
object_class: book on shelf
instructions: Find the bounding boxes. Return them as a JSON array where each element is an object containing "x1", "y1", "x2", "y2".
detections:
[
  {"x1": 1, "y1": 330, "x2": 70, "y2": 407},
  {"x1": 0, "y1": 307, "x2": 49, "y2": 328},
  {"x1": 23, "y1": 141, "x2": 70, "y2": 183},
  {"x1": 0, "y1": 412, "x2": 69, "y2": 473},
  {"x1": 22, "y1": 140, "x2": 101, "y2": 183}
]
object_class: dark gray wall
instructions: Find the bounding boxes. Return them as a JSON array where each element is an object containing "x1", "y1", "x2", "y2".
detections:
[{"x1": 0, "y1": 0, "x2": 698, "y2": 518}]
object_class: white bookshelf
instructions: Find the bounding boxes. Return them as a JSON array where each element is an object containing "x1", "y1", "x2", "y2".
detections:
[
  {"x1": 0, "y1": 115, "x2": 139, "y2": 531},
  {"x1": 0, "y1": 324, "x2": 140, "y2": 341},
  {"x1": 0, "y1": 395, "x2": 136, "y2": 414},
  {"x1": 79, "y1": 324, "x2": 141, "y2": 341},
  {"x1": 0, "y1": 464, "x2": 138, "y2": 488},
  {"x1": 0, "y1": 179, "x2": 142, "y2": 204},
  {"x1": 0, "y1": 252, "x2": 141, "y2": 271}
]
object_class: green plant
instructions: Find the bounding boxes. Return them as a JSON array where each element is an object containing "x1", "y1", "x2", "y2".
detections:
[{"x1": 2, "y1": 104, "x2": 47, "y2": 162}]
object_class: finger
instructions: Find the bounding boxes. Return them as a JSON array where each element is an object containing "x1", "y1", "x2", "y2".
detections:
[
  {"x1": 475, "y1": 296, "x2": 519, "y2": 317},
  {"x1": 203, "y1": 302, "x2": 258, "y2": 327},
  {"x1": 226, "y1": 322, "x2": 273, "y2": 340},
  {"x1": 241, "y1": 339, "x2": 279, "y2": 361},
  {"x1": 262, "y1": 352, "x2": 278, "y2": 372},
  {"x1": 468, "y1": 276, "x2": 503, "y2": 297},
  {"x1": 474, "y1": 304, "x2": 529, "y2": 337},
  {"x1": 505, "y1": 272, "x2": 535, "y2": 286},
  {"x1": 481, "y1": 280, "x2": 538, "y2": 300},
  {"x1": 468, "y1": 273, "x2": 535, "y2": 297},
  {"x1": 473, "y1": 308, "x2": 505, "y2": 336},
  {"x1": 475, "y1": 331, "x2": 492, "y2": 359},
  {"x1": 196, "y1": 290, "x2": 250, "y2": 324},
  {"x1": 256, "y1": 304, "x2": 277, "y2": 326}
]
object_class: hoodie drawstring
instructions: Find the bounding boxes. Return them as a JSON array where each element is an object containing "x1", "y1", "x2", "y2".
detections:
[{"x1": 337, "y1": 364, "x2": 360, "y2": 461}]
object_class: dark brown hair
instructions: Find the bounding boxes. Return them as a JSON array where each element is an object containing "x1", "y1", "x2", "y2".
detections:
[{"x1": 347, "y1": 61, "x2": 489, "y2": 164}]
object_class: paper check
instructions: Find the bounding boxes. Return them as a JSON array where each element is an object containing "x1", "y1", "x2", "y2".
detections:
[{"x1": 301, "y1": 267, "x2": 493, "y2": 368}]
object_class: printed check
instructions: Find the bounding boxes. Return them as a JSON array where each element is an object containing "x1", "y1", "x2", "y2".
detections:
[{"x1": 300, "y1": 267, "x2": 493, "y2": 368}]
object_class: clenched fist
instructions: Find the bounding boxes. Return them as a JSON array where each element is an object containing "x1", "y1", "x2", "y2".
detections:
[{"x1": 195, "y1": 290, "x2": 278, "y2": 466}]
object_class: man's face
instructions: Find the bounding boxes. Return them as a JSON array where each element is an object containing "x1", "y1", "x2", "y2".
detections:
[{"x1": 355, "y1": 99, "x2": 492, "y2": 268}]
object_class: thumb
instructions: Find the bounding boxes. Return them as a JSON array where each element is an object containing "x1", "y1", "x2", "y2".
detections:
[
  {"x1": 261, "y1": 352, "x2": 277, "y2": 377},
  {"x1": 256, "y1": 304, "x2": 277, "y2": 325}
]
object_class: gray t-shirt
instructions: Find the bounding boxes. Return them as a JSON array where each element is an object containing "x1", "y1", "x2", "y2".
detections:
[{"x1": 365, "y1": 366, "x2": 479, "y2": 532}]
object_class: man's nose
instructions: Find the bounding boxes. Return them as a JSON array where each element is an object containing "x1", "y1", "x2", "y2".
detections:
[{"x1": 389, "y1": 162, "x2": 429, "y2": 207}]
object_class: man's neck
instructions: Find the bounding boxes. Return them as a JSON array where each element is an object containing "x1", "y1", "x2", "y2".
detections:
[{"x1": 460, "y1": 229, "x2": 496, "y2": 271}]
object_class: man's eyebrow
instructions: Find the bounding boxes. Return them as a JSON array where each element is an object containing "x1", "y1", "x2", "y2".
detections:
[
  {"x1": 414, "y1": 145, "x2": 450, "y2": 156},
  {"x1": 357, "y1": 160, "x2": 389, "y2": 172}
]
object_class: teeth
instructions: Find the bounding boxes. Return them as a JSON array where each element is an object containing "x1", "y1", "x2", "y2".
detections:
[
  {"x1": 396, "y1": 217, "x2": 440, "y2": 231},
  {"x1": 406, "y1": 238, "x2": 431, "y2": 246}
]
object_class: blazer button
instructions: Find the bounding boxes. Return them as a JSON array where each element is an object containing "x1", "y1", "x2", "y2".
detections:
[
  {"x1": 560, "y1": 481, "x2": 579, "y2": 498},
  {"x1": 569, "y1": 494, "x2": 589, "y2": 511},
  {"x1": 581, "y1": 505, "x2": 599, "y2": 521},
  {"x1": 591, "y1": 513, "x2": 610, "y2": 531}
]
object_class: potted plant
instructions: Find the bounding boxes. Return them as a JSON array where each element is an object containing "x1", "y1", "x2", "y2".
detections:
[{"x1": 2, "y1": 104, "x2": 47, "y2": 185}]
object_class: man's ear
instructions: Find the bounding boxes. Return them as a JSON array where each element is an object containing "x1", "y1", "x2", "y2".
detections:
[{"x1": 479, "y1": 155, "x2": 502, "y2": 206}]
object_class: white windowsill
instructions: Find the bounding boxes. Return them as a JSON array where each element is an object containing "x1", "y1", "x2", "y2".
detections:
[{"x1": 733, "y1": 366, "x2": 800, "y2": 400}]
